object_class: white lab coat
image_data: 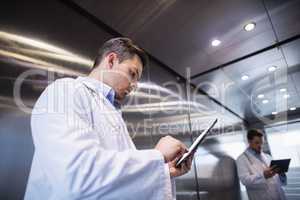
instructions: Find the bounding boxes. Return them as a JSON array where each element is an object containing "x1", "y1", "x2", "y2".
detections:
[
  {"x1": 236, "y1": 149, "x2": 286, "y2": 200},
  {"x1": 24, "y1": 77, "x2": 175, "y2": 200}
]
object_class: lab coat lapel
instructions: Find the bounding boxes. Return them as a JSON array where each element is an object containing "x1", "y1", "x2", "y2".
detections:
[
  {"x1": 245, "y1": 151, "x2": 266, "y2": 173},
  {"x1": 81, "y1": 81, "x2": 134, "y2": 150},
  {"x1": 261, "y1": 152, "x2": 271, "y2": 166}
]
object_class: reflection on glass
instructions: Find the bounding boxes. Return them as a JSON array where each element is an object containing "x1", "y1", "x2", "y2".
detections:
[{"x1": 0, "y1": 30, "x2": 93, "y2": 75}]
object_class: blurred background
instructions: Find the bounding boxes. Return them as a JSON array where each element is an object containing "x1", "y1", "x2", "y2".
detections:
[{"x1": 0, "y1": 0, "x2": 299, "y2": 199}]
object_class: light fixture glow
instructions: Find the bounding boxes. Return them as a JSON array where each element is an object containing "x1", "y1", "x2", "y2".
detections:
[
  {"x1": 289, "y1": 107, "x2": 296, "y2": 111},
  {"x1": 272, "y1": 111, "x2": 278, "y2": 115},
  {"x1": 0, "y1": 31, "x2": 93, "y2": 67},
  {"x1": 283, "y1": 94, "x2": 290, "y2": 99},
  {"x1": 268, "y1": 66, "x2": 277, "y2": 72},
  {"x1": 262, "y1": 99, "x2": 269, "y2": 104},
  {"x1": 241, "y1": 75, "x2": 249, "y2": 80},
  {"x1": 121, "y1": 100, "x2": 207, "y2": 113},
  {"x1": 257, "y1": 94, "x2": 264, "y2": 99},
  {"x1": 244, "y1": 22, "x2": 256, "y2": 31},
  {"x1": 211, "y1": 39, "x2": 221, "y2": 47},
  {"x1": 280, "y1": 88, "x2": 287, "y2": 92},
  {"x1": 129, "y1": 91, "x2": 161, "y2": 99},
  {"x1": 0, "y1": 49, "x2": 83, "y2": 76}
]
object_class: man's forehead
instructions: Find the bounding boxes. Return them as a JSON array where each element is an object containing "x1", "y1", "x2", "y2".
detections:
[
  {"x1": 130, "y1": 55, "x2": 143, "y2": 75},
  {"x1": 133, "y1": 55, "x2": 143, "y2": 68}
]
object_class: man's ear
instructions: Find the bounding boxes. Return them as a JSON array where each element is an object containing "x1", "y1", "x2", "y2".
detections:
[{"x1": 107, "y1": 53, "x2": 118, "y2": 69}]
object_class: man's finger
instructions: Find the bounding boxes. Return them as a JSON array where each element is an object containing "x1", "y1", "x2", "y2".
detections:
[
  {"x1": 179, "y1": 142, "x2": 188, "y2": 151},
  {"x1": 270, "y1": 165, "x2": 278, "y2": 170},
  {"x1": 274, "y1": 168, "x2": 281, "y2": 173},
  {"x1": 181, "y1": 162, "x2": 188, "y2": 174},
  {"x1": 187, "y1": 157, "x2": 192, "y2": 170}
]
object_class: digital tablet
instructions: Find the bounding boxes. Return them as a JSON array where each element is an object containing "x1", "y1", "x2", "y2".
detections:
[
  {"x1": 270, "y1": 159, "x2": 291, "y2": 173},
  {"x1": 175, "y1": 118, "x2": 218, "y2": 167}
]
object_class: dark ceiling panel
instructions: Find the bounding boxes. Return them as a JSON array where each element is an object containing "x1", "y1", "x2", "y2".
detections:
[
  {"x1": 72, "y1": 0, "x2": 277, "y2": 77},
  {"x1": 282, "y1": 38, "x2": 300, "y2": 68},
  {"x1": 264, "y1": 0, "x2": 300, "y2": 41}
]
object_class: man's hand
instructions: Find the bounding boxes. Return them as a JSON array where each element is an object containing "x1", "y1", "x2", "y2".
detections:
[
  {"x1": 155, "y1": 135, "x2": 187, "y2": 162},
  {"x1": 168, "y1": 154, "x2": 193, "y2": 178},
  {"x1": 264, "y1": 166, "x2": 279, "y2": 179}
]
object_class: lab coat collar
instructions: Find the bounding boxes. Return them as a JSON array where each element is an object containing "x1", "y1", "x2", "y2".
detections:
[{"x1": 76, "y1": 76, "x2": 116, "y2": 106}]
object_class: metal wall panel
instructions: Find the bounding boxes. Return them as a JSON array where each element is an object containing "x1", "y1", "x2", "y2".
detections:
[
  {"x1": 147, "y1": 59, "x2": 199, "y2": 199},
  {"x1": 0, "y1": 110, "x2": 33, "y2": 200},
  {"x1": 187, "y1": 85, "x2": 245, "y2": 200}
]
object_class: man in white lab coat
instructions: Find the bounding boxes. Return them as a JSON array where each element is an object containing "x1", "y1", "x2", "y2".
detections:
[
  {"x1": 236, "y1": 129, "x2": 287, "y2": 200},
  {"x1": 24, "y1": 38, "x2": 192, "y2": 200}
]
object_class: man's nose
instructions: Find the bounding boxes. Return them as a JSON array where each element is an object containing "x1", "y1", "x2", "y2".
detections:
[{"x1": 130, "y1": 82, "x2": 138, "y2": 92}]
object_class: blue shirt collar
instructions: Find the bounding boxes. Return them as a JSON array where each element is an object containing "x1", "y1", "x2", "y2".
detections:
[
  {"x1": 247, "y1": 147, "x2": 267, "y2": 165},
  {"x1": 77, "y1": 76, "x2": 116, "y2": 106},
  {"x1": 247, "y1": 147, "x2": 261, "y2": 157}
]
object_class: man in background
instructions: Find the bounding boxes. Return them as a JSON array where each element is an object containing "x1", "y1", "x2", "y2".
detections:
[{"x1": 236, "y1": 129, "x2": 287, "y2": 200}]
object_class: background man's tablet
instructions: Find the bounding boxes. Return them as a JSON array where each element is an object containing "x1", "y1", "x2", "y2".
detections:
[{"x1": 270, "y1": 159, "x2": 291, "y2": 173}]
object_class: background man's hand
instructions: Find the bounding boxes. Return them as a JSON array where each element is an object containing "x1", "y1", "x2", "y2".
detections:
[
  {"x1": 264, "y1": 166, "x2": 279, "y2": 179},
  {"x1": 155, "y1": 135, "x2": 187, "y2": 162}
]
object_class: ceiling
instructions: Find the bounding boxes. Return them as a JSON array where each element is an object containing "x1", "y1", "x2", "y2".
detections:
[
  {"x1": 69, "y1": 0, "x2": 300, "y2": 124},
  {"x1": 0, "y1": 0, "x2": 299, "y2": 126}
]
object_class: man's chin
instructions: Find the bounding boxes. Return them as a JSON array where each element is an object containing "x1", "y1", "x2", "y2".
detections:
[{"x1": 115, "y1": 94, "x2": 126, "y2": 104}]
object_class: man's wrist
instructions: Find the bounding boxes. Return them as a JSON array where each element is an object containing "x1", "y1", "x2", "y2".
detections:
[{"x1": 154, "y1": 148, "x2": 166, "y2": 163}]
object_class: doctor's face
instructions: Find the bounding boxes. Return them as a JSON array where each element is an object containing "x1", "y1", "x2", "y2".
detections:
[
  {"x1": 249, "y1": 136, "x2": 263, "y2": 153},
  {"x1": 107, "y1": 53, "x2": 143, "y2": 102}
]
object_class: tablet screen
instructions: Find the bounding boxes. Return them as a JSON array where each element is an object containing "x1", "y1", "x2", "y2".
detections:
[
  {"x1": 176, "y1": 118, "x2": 218, "y2": 167},
  {"x1": 270, "y1": 159, "x2": 291, "y2": 173}
]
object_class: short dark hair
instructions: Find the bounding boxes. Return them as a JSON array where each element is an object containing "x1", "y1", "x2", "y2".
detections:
[
  {"x1": 247, "y1": 129, "x2": 263, "y2": 141},
  {"x1": 92, "y1": 37, "x2": 148, "y2": 70}
]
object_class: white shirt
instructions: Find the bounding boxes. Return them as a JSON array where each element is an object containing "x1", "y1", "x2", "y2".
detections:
[{"x1": 24, "y1": 76, "x2": 175, "y2": 200}]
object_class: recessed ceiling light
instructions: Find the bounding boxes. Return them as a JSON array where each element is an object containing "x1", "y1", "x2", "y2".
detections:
[
  {"x1": 244, "y1": 22, "x2": 256, "y2": 31},
  {"x1": 262, "y1": 99, "x2": 269, "y2": 104},
  {"x1": 283, "y1": 94, "x2": 290, "y2": 99},
  {"x1": 280, "y1": 88, "x2": 287, "y2": 92},
  {"x1": 271, "y1": 111, "x2": 278, "y2": 115},
  {"x1": 268, "y1": 66, "x2": 277, "y2": 72},
  {"x1": 289, "y1": 107, "x2": 296, "y2": 111},
  {"x1": 211, "y1": 39, "x2": 221, "y2": 47},
  {"x1": 257, "y1": 94, "x2": 264, "y2": 99},
  {"x1": 241, "y1": 75, "x2": 249, "y2": 80}
]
